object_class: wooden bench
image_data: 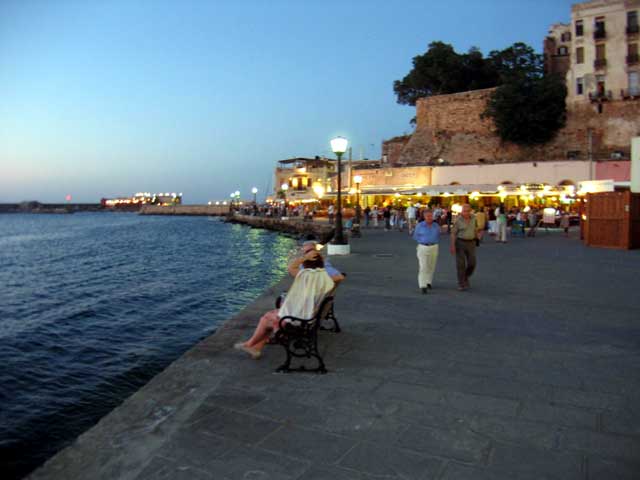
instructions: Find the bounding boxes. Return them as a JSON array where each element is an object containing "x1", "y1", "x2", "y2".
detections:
[{"x1": 272, "y1": 296, "x2": 335, "y2": 374}]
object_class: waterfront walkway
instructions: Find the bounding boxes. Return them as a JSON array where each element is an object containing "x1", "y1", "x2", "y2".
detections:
[{"x1": 31, "y1": 229, "x2": 640, "y2": 479}]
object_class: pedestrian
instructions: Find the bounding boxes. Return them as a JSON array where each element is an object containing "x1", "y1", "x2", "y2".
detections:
[
  {"x1": 495, "y1": 204, "x2": 508, "y2": 243},
  {"x1": 364, "y1": 206, "x2": 371, "y2": 227},
  {"x1": 372, "y1": 205, "x2": 379, "y2": 228},
  {"x1": 413, "y1": 209, "x2": 440, "y2": 294},
  {"x1": 407, "y1": 204, "x2": 417, "y2": 234},
  {"x1": 475, "y1": 207, "x2": 487, "y2": 243},
  {"x1": 328, "y1": 204, "x2": 335, "y2": 224},
  {"x1": 449, "y1": 204, "x2": 481, "y2": 291},
  {"x1": 560, "y1": 212, "x2": 570, "y2": 236},
  {"x1": 383, "y1": 206, "x2": 391, "y2": 231}
]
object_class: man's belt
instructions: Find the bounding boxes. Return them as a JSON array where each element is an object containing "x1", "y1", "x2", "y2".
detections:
[
  {"x1": 420, "y1": 243, "x2": 437, "y2": 246},
  {"x1": 456, "y1": 238, "x2": 475, "y2": 242}
]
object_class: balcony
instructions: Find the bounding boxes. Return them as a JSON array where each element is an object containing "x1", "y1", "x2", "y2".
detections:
[
  {"x1": 593, "y1": 29, "x2": 606, "y2": 40},
  {"x1": 627, "y1": 53, "x2": 639, "y2": 65},
  {"x1": 621, "y1": 88, "x2": 640, "y2": 100},
  {"x1": 589, "y1": 90, "x2": 612, "y2": 102},
  {"x1": 593, "y1": 58, "x2": 607, "y2": 69},
  {"x1": 627, "y1": 24, "x2": 639, "y2": 35}
]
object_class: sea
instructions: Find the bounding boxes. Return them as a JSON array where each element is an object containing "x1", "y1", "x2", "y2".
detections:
[{"x1": 0, "y1": 213, "x2": 297, "y2": 479}]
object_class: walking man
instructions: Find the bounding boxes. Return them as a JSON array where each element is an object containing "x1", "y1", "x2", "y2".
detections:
[
  {"x1": 413, "y1": 209, "x2": 440, "y2": 294},
  {"x1": 449, "y1": 204, "x2": 481, "y2": 291}
]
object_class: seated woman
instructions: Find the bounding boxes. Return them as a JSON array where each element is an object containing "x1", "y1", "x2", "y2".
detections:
[{"x1": 234, "y1": 252, "x2": 334, "y2": 359}]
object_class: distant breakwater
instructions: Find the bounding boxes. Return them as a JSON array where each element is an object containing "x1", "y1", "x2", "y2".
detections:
[
  {"x1": 138, "y1": 205, "x2": 229, "y2": 216},
  {"x1": 0, "y1": 203, "x2": 103, "y2": 214},
  {"x1": 227, "y1": 214, "x2": 335, "y2": 244}
]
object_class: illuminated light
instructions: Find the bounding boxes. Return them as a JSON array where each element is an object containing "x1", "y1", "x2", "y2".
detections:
[
  {"x1": 416, "y1": 192, "x2": 422, "y2": 196},
  {"x1": 353, "y1": 175, "x2": 363, "y2": 184},
  {"x1": 315, "y1": 243, "x2": 324, "y2": 251},
  {"x1": 223, "y1": 201, "x2": 228, "y2": 205},
  {"x1": 208, "y1": 201, "x2": 212, "y2": 205},
  {"x1": 497, "y1": 185, "x2": 504, "y2": 191},
  {"x1": 537, "y1": 192, "x2": 544, "y2": 198},
  {"x1": 215, "y1": 201, "x2": 220, "y2": 205},
  {"x1": 281, "y1": 183, "x2": 289, "y2": 191},
  {"x1": 230, "y1": 193, "x2": 235, "y2": 198},
  {"x1": 313, "y1": 184, "x2": 325, "y2": 198},
  {"x1": 395, "y1": 192, "x2": 401, "y2": 197},
  {"x1": 438, "y1": 158, "x2": 445, "y2": 164},
  {"x1": 543, "y1": 185, "x2": 551, "y2": 192},
  {"x1": 524, "y1": 206, "x2": 531, "y2": 212},
  {"x1": 291, "y1": 178, "x2": 299, "y2": 188},
  {"x1": 442, "y1": 192, "x2": 450, "y2": 197},
  {"x1": 327, "y1": 186, "x2": 332, "y2": 193},
  {"x1": 349, "y1": 187, "x2": 356, "y2": 194},
  {"x1": 551, "y1": 197, "x2": 558, "y2": 202},
  {"x1": 251, "y1": 187, "x2": 258, "y2": 194},
  {"x1": 234, "y1": 190, "x2": 240, "y2": 197},
  {"x1": 239, "y1": 202, "x2": 243, "y2": 205},
  {"x1": 330, "y1": 136, "x2": 348, "y2": 154},
  {"x1": 451, "y1": 203, "x2": 463, "y2": 214},
  {"x1": 582, "y1": 214, "x2": 587, "y2": 220}
]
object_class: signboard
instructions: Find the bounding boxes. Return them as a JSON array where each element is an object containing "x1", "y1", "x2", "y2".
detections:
[{"x1": 578, "y1": 179, "x2": 614, "y2": 194}]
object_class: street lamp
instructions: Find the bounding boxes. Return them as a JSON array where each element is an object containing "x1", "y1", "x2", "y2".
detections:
[
  {"x1": 330, "y1": 136, "x2": 348, "y2": 245},
  {"x1": 251, "y1": 187, "x2": 258, "y2": 204},
  {"x1": 229, "y1": 192, "x2": 235, "y2": 210}
]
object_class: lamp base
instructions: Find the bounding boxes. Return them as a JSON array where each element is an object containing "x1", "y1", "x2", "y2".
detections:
[{"x1": 327, "y1": 243, "x2": 351, "y2": 256}]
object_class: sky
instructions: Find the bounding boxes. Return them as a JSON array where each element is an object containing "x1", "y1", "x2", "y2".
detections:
[{"x1": 0, "y1": 0, "x2": 575, "y2": 203}]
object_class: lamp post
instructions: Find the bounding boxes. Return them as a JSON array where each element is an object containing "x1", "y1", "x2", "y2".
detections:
[
  {"x1": 251, "y1": 187, "x2": 258, "y2": 204},
  {"x1": 353, "y1": 174, "x2": 362, "y2": 225},
  {"x1": 229, "y1": 192, "x2": 235, "y2": 211},
  {"x1": 330, "y1": 136, "x2": 348, "y2": 245}
]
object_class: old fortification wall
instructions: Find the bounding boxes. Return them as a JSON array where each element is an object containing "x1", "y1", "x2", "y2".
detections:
[
  {"x1": 139, "y1": 205, "x2": 229, "y2": 216},
  {"x1": 398, "y1": 88, "x2": 640, "y2": 166}
]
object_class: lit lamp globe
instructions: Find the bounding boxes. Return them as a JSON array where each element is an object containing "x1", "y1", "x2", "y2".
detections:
[
  {"x1": 353, "y1": 175, "x2": 363, "y2": 185},
  {"x1": 329, "y1": 136, "x2": 350, "y2": 255},
  {"x1": 251, "y1": 187, "x2": 258, "y2": 204}
]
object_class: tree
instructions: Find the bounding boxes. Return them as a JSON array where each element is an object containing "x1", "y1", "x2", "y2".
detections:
[
  {"x1": 393, "y1": 42, "x2": 498, "y2": 106},
  {"x1": 483, "y1": 73, "x2": 567, "y2": 145},
  {"x1": 488, "y1": 42, "x2": 544, "y2": 82}
]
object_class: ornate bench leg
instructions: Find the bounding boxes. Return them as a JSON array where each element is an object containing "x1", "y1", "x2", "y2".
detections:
[
  {"x1": 326, "y1": 304, "x2": 341, "y2": 333},
  {"x1": 275, "y1": 338, "x2": 293, "y2": 373}
]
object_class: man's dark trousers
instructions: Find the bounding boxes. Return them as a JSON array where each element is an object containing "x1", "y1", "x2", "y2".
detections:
[{"x1": 455, "y1": 238, "x2": 476, "y2": 286}]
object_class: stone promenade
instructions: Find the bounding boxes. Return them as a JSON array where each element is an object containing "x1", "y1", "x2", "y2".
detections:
[{"x1": 30, "y1": 228, "x2": 640, "y2": 479}]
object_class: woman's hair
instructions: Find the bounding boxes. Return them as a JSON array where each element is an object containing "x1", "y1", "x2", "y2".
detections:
[{"x1": 302, "y1": 255, "x2": 324, "y2": 269}]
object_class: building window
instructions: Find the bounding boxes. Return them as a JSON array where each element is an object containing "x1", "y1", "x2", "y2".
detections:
[
  {"x1": 594, "y1": 17, "x2": 606, "y2": 39},
  {"x1": 628, "y1": 43, "x2": 639, "y2": 64},
  {"x1": 576, "y1": 47, "x2": 584, "y2": 64},
  {"x1": 595, "y1": 44, "x2": 606, "y2": 68},
  {"x1": 561, "y1": 32, "x2": 572, "y2": 42},
  {"x1": 628, "y1": 11, "x2": 639, "y2": 34},
  {"x1": 575, "y1": 20, "x2": 583, "y2": 36},
  {"x1": 630, "y1": 72, "x2": 639, "y2": 96},
  {"x1": 597, "y1": 75, "x2": 606, "y2": 95},
  {"x1": 576, "y1": 77, "x2": 584, "y2": 95},
  {"x1": 558, "y1": 46, "x2": 568, "y2": 55}
]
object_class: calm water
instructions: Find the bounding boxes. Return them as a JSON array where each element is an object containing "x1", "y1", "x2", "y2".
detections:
[{"x1": 0, "y1": 213, "x2": 296, "y2": 479}]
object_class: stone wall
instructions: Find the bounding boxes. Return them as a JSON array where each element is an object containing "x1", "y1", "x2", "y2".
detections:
[
  {"x1": 398, "y1": 87, "x2": 640, "y2": 166},
  {"x1": 139, "y1": 205, "x2": 229, "y2": 216},
  {"x1": 227, "y1": 214, "x2": 335, "y2": 244}
]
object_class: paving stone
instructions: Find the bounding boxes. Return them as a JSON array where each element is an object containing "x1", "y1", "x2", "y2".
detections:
[
  {"x1": 375, "y1": 382, "x2": 443, "y2": 405},
  {"x1": 153, "y1": 430, "x2": 240, "y2": 471},
  {"x1": 397, "y1": 424, "x2": 491, "y2": 463},
  {"x1": 186, "y1": 406, "x2": 281, "y2": 445},
  {"x1": 248, "y1": 397, "x2": 327, "y2": 428},
  {"x1": 295, "y1": 465, "x2": 375, "y2": 480},
  {"x1": 135, "y1": 456, "x2": 216, "y2": 480},
  {"x1": 519, "y1": 402, "x2": 598, "y2": 429},
  {"x1": 207, "y1": 446, "x2": 310, "y2": 480},
  {"x1": 559, "y1": 428, "x2": 640, "y2": 461},
  {"x1": 552, "y1": 387, "x2": 627, "y2": 411},
  {"x1": 467, "y1": 415, "x2": 559, "y2": 450},
  {"x1": 439, "y1": 462, "x2": 555, "y2": 480},
  {"x1": 257, "y1": 425, "x2": 357, "y2": 463},
  {"x1": 587, "y1": 455, "x2": 640, "y2": 480},
  {"x1": 201, "y1": 387, "x2": 267, "y2": 411},
  {"x1": 338, "y1": 442, "x2": 442, "y2": 479},
  {"x1": 490, "y1": 443, "x2": 585, "y2": 480},
  {"x1": 441, "y1": 391, "x2": 519, "y2": 417},
  {"x1": 601, "y1": 410, "x2": 640, "y2": 436}
]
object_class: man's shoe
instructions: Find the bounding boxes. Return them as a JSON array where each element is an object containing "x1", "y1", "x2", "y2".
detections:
[
  {"x1": 427, "y1": 284, "x2": 432, "y2": 290},
  {"x1": 421, "y1": 287, "x2": 428, "y2": 294},
  {"x1": 458, "y1": 285, "x2": 467, "y2": 291}
]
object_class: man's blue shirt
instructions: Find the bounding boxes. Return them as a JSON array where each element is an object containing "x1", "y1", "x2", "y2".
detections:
[{"x1": 413, "y1": 221, "x2": 440, "y2": 245}]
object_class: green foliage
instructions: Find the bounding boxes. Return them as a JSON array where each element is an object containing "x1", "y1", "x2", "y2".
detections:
[
  {"x1": 395, "y1": 40, "x2": 567, "y2": 145},
  {"x1": 483, "y1": 74, "x2": 567, "y2": 145}
]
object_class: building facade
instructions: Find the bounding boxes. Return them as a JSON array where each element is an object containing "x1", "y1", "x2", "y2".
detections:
[
  {"x1": 273, "y1": 157, "x2": 335, "y2": 202},
  {"x1": 566, "y1": 0, "x2": 640, "y2": 105}
]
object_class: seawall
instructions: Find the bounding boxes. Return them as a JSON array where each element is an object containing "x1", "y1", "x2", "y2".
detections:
[
  {"x1": 227, "y1": 214, "x2": 335, "y2": 244},
  {"x1": 139, "y1": 205, "x2": 229, "y2": 216}
]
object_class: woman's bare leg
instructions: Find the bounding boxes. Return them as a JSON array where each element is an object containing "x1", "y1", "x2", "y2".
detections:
[{"x1": 244, "y1": 310, "x2": 279, "y2": 348}]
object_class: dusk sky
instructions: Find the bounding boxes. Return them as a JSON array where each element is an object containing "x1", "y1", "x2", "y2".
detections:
[{"x1": 0, "y1": 0, "x2": 575, "y2": 203}]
